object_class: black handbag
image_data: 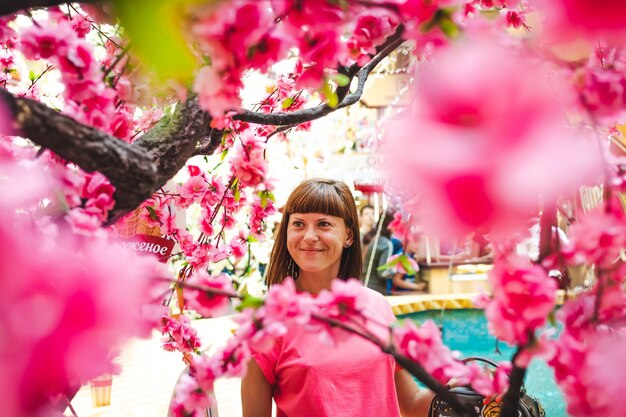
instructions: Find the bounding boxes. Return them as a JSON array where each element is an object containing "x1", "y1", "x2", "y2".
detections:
[{"x1": 427, "y1": 357, "x2": 545, "y2": 417}]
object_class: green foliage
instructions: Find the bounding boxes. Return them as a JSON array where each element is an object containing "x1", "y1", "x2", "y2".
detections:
[
  {"x1": 145, "y1": 205, "x2": 159, "y2": 221},
  {"x1": 334, "y1": 73, "x2": 351, "y2": 87},
  {"x1": 236, "y1": 293, "x2": 265, "y2": 312},
  {"x1": 113, "y1": 0, "x2": 209, "y2": 82},
  {"x1": 322, "y1": 80, "x2": 339, "y2": 108},
  {"x1": 282, "y1": 97, "x2": 294, "y2": 109},
  {"x1": 377, "y1": 253, "x2": 416, "y2": 275},
  {"x1": 259, "y1": 190, "x2": 275, "y2": 209}
]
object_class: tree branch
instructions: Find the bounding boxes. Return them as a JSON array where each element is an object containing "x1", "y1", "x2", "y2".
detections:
[
  {"x1": 0, "y1": 89, "x2": 213, "y2": 224},
  {"x1": 233, "y1": 25, "x2": 406, "y2": 126},
  {"x1": 0, "y1": 20, "x2": 406, "y2": 222},
  {"x1": 0, "y1": 0, "x2": 100, "y2": 16},
  {"x1": 500, "y1": 348, "x2": 527, "y2": 417}
]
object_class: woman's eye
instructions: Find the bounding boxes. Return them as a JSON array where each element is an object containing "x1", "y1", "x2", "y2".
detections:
[
  {"x1": 318, "y1": 221, "x2": 331, "y2": 227},
  {"x1": 292, "y1": 221, "x2": 304, "y2": 227}
]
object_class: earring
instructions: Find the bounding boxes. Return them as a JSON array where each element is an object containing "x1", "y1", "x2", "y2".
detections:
[
  {"x1": 287, "y1": 257, "x2": 298, "y2": 279},
  {"x1": 344, "y1": 243, "x2": 351, "y2": 248}
]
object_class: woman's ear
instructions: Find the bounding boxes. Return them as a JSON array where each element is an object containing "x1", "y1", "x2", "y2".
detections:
[{"x1": 345, "y1": 229, "x2": 354, "y2": 247}]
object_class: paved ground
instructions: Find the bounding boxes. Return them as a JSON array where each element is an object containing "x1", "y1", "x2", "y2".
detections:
[{"x1": 66, "y1": 315, "x2": 243, "y2": 417}]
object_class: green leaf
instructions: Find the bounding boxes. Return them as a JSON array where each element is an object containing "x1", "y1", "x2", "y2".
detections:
[
  {"x1": 547, "y1": 310, "x2": 557, "y2": 327},
  {"x1": 29, "y1": 70, "x2": 35, "y2": 82},
  {"x1": 145, "y1": 206, "x2": 158, "y2": 221},
  {"x1": 233, "y1": 186, "x2": 241, "y2": 202},
  {"x1": 398, "y1": 254, "x2": 416, "y2": 275},
  {"x1": 439, "y1": 16, "x2": 460, "y2": 38},
  {"x1": 236, "y1": 294, "x2": 265, "y2": 312},
  {"x1": 322, "y1": 81, "x2": 339, "y2": 108},
  {"x1": 334, "y1": 73, "x2": 351, "y2": 87},
  {"x1": 220, "y1": 149, "x2": 229, "y2": 161},
  {"x1": 377, "y1": 256, "x2": 401, "y2": 272},
  {"x1": 113, "y1": 0, "x2": 203, "y2": 82},
  {"x1": 282, "y1": 97, "x2": 294, "y2": 109}
]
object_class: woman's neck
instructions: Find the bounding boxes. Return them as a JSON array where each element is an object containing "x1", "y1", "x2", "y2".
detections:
[{"x1": 296, "y1": 271, "x2": 337, "y2": 295}]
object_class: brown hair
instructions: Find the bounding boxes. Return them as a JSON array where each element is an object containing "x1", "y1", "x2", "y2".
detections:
[{"x1": 266, "y1": 178, "x2": 362, "y2": 286}]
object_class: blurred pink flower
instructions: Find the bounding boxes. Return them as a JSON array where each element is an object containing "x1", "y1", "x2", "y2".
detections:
[
  {"x1": 385, "y1": 38, "x2": 602, "y2": 239},
  {"x1": 537, "y1": 0, "x2": 626, "y2": 42},
  {"x1": 0, "y1": 219, "x2": 158, "y2": 416},
  {"x1": 564, "y1": 207, "x2": 626, "y2": 272},
  {"x1": 478, "y1": 254, "x2": 557, "y2": 345},
  {"x1": 185, "y1": 272, "x2": 233, "y2": 317}
]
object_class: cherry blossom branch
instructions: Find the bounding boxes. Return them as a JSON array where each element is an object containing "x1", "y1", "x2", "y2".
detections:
[
  {"x1": 0, "y1": 0, "x2": 99, "y2": 16},
  {"x1": 0, "y1": 23, "x2": 405, "y2": 223},
  {"x1": 499, "y1": 348, "x2": 527, "y2": 417},
  {"x1": 233, "y1": 25, "x2": 406, "y2": 126}
]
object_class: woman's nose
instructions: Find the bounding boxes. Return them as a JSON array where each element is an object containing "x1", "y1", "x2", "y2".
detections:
[{"x1": 303, "y1": 226, "x2": 318, "y2": 241}]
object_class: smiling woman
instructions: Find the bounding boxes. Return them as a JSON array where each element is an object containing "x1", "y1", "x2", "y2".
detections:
[
  {"x1": 241, "y1": 178, "x2": 434, "y2": 417},
  {"x1": 265, "y1": 178, "x2": 363, "y2": 289}
]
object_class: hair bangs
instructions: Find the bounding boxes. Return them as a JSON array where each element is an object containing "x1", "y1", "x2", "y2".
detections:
[{"x1": 285, "y1": 182, "x2": 352, "y2": 225}]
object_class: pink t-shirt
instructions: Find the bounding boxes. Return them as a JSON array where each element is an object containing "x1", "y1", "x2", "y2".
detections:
[{"x1": 252, "y1": 287, "x2": 401, "y2": 417}]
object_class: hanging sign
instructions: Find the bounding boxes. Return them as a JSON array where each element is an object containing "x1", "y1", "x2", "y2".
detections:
[{"x1": 111, "y1": 234, "x2": 175, "y2": 263}]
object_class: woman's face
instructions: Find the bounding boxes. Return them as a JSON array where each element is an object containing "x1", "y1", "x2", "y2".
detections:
[{"x1": 287, "y1": 212, "x2": 353, "y2": 279}]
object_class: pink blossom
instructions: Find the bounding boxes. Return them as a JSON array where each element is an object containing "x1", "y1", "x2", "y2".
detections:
[
  {"x1": 538, "y1": 0, "x2": 626, "y2": 42},
  {"x1": 385, "y1": 38, "x2": 602, "y2": 239},
  {"x1": 270, "y1": 0, "x2": 348, "y2": 35},
  {"x1": 316, "y1": 279, "x2": 369, "y2": 320},
  {"x1": 194, "y1": 66, "x2": 243, "y2": 118},
  {"x1": 19, "y1": 23, "x2": 70, "y2": 59},
  {"x1": 185, "y1": 272, "x2": 233, "y2": 317},
  {"x1": 230, "y1": 131, "x2": 268, "y2": 188},
  {"x1": 58, "y1": 41, "x2": 98, "y2": 78},
  {"x1": 393, "y1": 319, "x2": 508, "y2": 395},
  {"x1": 478, "y1": 254, "x2": 557, "y2": 345},
  {"x1": 178, "y1": 175, "x2": 209, "y2": 207},
  {"x1": 0, "y1": 16, "x2": 17, "y2": 44},
  {"x1": 230, "y1": 232, "x2": 248, "y2": 259},
  {"x1": 161, "y1": 315, "x2": 202, "y2": 354},
  {"x1": 169, "y1": 374, "x2": 213, "y2": 417},
  {"x1": 0, "y1": 208, "x2": 158, "y2": 417},
  {"x1": 264, "y1": 278, "x2": 315, "y2": 326},
  {"x1": 66, "y1": 208, "x2": 103, "y2": 235},
  {"x1": 564, "y1": 207, "x2": 626, "y2": 272}
]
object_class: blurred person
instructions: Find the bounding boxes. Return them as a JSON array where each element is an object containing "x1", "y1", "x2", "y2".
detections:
[{"x1": 359, "y1": 204, "x2": 375, "y2": 241}]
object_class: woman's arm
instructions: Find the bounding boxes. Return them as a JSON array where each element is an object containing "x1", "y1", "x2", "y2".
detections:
[
  {"x1": 241, "y1": 359, "x2": 273, "y2": 417},
  {"x1": 395, "y1": 369, "x2": 435, "y2": 417}
]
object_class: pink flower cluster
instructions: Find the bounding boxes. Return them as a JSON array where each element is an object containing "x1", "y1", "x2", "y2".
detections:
[
  {"x1": 19, "y1": 16, "x2": 117, "y2": 132},
  {"x1": 184, "y1": 272, "x2": 234, "y2": 318},
  {"x1": 161, "y1": 315, "x2": 202, "y2": 355},
  {"x1": 0, "y1": 163, "x2": 159, "y2": 417},
  {"x1": 230, "y1": 131, "x2": 269, "y2": 188},
  {"x1": 564, "y1": 206, "x2": 626, "y2": 274},
  {"x1": 477, "y1": 254, "x2": 557, "y2": 345},
  {"x1": 549, "y1": 288, "x2": 626, "y2": 417},
  {"x1": 393, "y1": 319, "x2": 510, "y2": 398},
  {"x1": 573, "y1": 45, "x2": 626, "y2": 121}
]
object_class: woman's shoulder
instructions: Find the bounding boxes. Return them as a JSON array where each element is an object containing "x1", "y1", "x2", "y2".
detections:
[
  {"x1": 359, "y1": 285, "x2": 390, "y2": 305},
  {"x1": 358, "y1": 285, "x2": 396, "y2": 323}
]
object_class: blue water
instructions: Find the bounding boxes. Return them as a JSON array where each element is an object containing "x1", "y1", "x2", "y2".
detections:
[{"x1": 400, "y1": 309, "x2": 568, "y2": 417}]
